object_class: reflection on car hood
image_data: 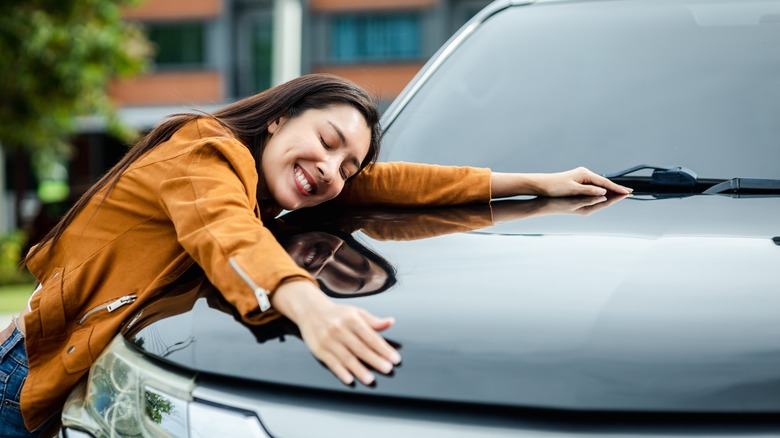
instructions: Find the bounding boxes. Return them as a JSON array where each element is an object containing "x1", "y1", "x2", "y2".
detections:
[{"x1": 125, "y1": 196, "x2": 780, "y2": 413}]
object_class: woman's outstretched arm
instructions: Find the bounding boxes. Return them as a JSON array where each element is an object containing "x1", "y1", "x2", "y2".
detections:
[
  {"x1": 271, "y1": 279, "x2": 401, "y2": 386},
  {"x1": 338, "y1": 163, "x2": 631, "y2": 208},
  {"x1": 491, "y1": 167, "x2": 632, "y2": 198}
]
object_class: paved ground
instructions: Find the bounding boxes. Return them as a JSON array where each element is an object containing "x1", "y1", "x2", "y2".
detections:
[{"x1": 1, "y1": 313, "x2": 14, "y2": 330}]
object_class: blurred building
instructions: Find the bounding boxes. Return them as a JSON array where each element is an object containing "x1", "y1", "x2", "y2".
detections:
[
  {"x1": 3, "y1": 0, "x2": 491, "y2": 231},
  {"x1": 120, "y1": 0, "x2": 490, "y2": 105},
  {"x1": 71, "y1": 0, "x2": 491, "y2": 188}
]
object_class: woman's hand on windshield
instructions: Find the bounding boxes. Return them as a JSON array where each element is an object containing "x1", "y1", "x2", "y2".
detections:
[
  {"x1": 271, "y1": 280, "x2": 401, "y2": 385},
  {"x1": 491, "y1": 167, "x2": 632, "y2": 198}
]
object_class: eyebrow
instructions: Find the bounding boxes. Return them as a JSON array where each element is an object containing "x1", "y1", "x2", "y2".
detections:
[{"x1": 328, "y1": 120, "x2": 361, "y2": 170}]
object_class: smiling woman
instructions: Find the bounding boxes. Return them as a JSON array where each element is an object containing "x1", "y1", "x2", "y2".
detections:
[
  {"x1": 1, "y1": 73, "x2": 629, "y2": 436},
  {"x1": 261, "y1": 105, "x2": 371, "y2": 210}
]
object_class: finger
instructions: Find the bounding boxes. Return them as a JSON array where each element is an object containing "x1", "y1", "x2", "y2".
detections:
[
  {"x1": 330, "y1": 340, "x2": 377, "y2": 385},
  {"x1": 319, "y1": 351, "x2": 357, "y2": 386},
  {"x1": 570, "y1": 196, "x2": 607, "y2": 214},
  {"x1": 346, "y1": 321, "x2": 400, "y2": 371},
  {"x1": 574, "y1": 196, "x2": 608, "y2": 209},
  {"x1": 585, "y1": 172, "x2": 633, "y2": 194},
  {"x1": 342, "y1": 331, "x2": 396, "y2": 376},
  {"x1": 366, "y1": 314, "x2": 395, "y2": 332},
  {"x1": 576, "y1": 194, "x2": 631, "y2": 215},
  {"x1": 600, "y1": 193, "x2": 629, "y2": 206},
  {"x1": 358, "y1": 312, "x2": 402, "y2": 364},
  {"x1": 305, "y1": 328, "x2": 374, "y2": 385},
  {"x1": 573, "y1": 183, "x2": 608, "y2": 197},
  {"x1": 320, "y1": 315, "x2": 395, "y2": 381}
]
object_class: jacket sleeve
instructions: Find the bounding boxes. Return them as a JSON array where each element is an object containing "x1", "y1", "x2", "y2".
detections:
[
  {"x1": 335, "y1": 162, "x2": 492, "y2": 207},
  {"x1": 354, "y1": 205, "x2": 495, "y2": 241},
  {"x1": 158, "y1": 140, "x2": 317, "y2": 324}
]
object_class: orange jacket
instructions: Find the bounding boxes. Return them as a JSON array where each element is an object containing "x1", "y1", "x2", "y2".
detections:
[{"x1": 21, "y1": 117, "x2": 491, "y2": 429}]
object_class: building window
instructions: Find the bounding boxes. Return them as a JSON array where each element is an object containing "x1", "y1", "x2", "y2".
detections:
[
  {"x1": 234, "y1": 9, "x2": 274, "y2": 97},
  {"x1": 147, "y1": 22, "x2": 207, "y2": 68},
  {"x1": 330, "y1": 13, "x2": 422, "y2": 63}
]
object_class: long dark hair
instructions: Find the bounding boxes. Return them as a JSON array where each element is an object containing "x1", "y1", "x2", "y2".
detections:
[{"x1": 25, "y1": 73, "x2": 382, "y2": 264}]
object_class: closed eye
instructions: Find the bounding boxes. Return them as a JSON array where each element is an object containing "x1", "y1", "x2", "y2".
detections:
[{"x1": 319, "y1": 136, "x2": 332, "y2": 151}]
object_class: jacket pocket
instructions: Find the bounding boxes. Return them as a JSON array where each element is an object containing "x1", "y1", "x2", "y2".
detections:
[
  {"x1": 77, "y1": 295, "x2": 137, "y2": 326},
  {"x1": 36, "y1": 267, "x2": 67, "y2": 339},
  {"x1": 61, "y1": 326, "x2": 94, "y2": 375}
]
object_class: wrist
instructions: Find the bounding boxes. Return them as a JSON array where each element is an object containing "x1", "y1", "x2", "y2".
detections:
[
  {"x1": 523, "y1": 173, "x2": 548, "y2": 197},
  {"x1": 271, "y1": 280, "x2": 330, "y2": 323},
  {"x1": 491, "y1": 172, "x2": 547, "y2": 198}
]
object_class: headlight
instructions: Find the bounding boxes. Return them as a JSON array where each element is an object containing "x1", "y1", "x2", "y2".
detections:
[{"x1": 62, "y1": 336, "x2": 269, "y2": 438}]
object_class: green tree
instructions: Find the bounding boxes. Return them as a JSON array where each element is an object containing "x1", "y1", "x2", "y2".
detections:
[{"x1": 0, "y1": 0, "x2": 150, "y2": 225}]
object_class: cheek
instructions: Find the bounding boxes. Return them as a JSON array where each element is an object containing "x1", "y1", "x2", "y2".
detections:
[
  {"x1": 309, "y1": 183, "x2": 343, "y2": 206},
  {"x1": 260, "y1": 144, "x2": 282, "y2": 176},
  {"x1": 327, "y1": 180, "x2": 346, "y2": 198}
]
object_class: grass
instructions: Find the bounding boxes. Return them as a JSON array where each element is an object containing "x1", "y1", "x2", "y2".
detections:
[{"x1": 0, "y1": 283, "x2": 35, "y2": 313}]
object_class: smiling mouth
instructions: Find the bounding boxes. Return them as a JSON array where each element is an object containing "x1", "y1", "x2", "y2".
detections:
[
  {"x1": 294, "y1": 165, "x2": 315, "y2": 195},
  {"x1": 304, "y1": 245, "x2": 319, "y2": 267},
  {"x1": 303, "y1": 242, "x2": 331, "y2": 270}
]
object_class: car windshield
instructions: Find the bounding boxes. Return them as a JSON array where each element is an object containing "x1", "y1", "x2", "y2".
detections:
[{"x1": 381, "y1": 0, "x2": 780, "y2": 180}]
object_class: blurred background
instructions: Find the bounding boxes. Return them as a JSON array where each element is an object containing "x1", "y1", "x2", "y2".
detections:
[{"x1": 0, "y1": 0, "x2": 491, "y2": 309}]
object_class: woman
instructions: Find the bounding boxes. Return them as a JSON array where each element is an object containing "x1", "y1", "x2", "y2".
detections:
[{"x1": 0, "y1": 74, "x2": 631, "y2": 436}]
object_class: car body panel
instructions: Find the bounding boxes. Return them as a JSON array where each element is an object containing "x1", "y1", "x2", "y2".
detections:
[{"x1": 128, "y1": 196, "x2": 780, "y2": 413}]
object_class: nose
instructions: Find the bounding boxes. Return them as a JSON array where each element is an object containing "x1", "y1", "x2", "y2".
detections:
[{"x1": 316, "y1": 157, "x2": 339, "y2": 184}]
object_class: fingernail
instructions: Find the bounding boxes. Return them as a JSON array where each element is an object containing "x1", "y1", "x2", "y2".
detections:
[
  {"x1": 363, "y1": 373, "x2": 375, "y2": 385},
  {"x1": 390, "y1": 351, "x2": 402, "y2": 365},
  {"x1": 380, "y1": 361, "x2": 393, "y2": 374}
]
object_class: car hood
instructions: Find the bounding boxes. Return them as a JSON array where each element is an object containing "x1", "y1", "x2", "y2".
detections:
[{"x1": 125, "y1": 195, "x2": 780, "y2": 413}]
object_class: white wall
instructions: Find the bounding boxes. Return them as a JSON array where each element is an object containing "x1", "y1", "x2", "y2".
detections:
[{"x1": 272, "y1": 0, "x2": 302, "y2": 85}]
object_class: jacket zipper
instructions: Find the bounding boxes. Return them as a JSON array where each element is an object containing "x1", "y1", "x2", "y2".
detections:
[
  {"x1": 228, "y1": 257, "x2": 271, "y2": 312},
  {"x1": 78, "y1": 295, "x2": 137, "y2": 325}
]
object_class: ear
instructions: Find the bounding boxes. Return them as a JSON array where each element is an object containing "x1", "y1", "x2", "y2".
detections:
[{"x1": 267, "y1": 116, "x2": 287, "y2": 134}]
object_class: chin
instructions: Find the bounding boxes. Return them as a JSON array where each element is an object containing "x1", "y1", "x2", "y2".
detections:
[{"x1": 270, "y1": 189, "x2": 303, "y2": 211}]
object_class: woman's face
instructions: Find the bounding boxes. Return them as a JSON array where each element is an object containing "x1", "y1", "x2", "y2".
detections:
[
  {"x1": 261, "y1": 104, "x2": 371, "y2": 210},
  {"x1": 284, "y1": 231, "x2": 388, "y2": 295}
]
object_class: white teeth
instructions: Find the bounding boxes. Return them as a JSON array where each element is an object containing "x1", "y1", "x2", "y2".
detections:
[
  {"x1": 304, "y1": 249, "x2": 315, "y2": 266},
  {"x1": 295, "y1": 167, "x2": 313, "y2": 193}
]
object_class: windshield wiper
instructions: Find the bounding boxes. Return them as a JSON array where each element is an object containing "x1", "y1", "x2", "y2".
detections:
[
  {"x1": 603, "y1": 164, "x2": 698, "y2": 187},
  {"x1": 703, "y1": 178, "x2": 780, "y2": 195},
  {"x1": 605, "y1": 165, "x2": 780, "y2": 197}
]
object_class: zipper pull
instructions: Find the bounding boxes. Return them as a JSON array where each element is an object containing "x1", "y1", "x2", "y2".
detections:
[
  {"x1": 229, "y1": 257, "x2": 271, "y2": 312},
  {"x1": 255, "y1": 288, "x2": 271, "y2": 312},
  {"x1": 107, "y1": 295, "x2": 137, "y2": 312}
]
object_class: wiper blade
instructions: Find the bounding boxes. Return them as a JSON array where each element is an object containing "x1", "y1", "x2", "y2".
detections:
[
  {"x1": 605, "y1": 166, "x2": 780, "y2": 197},
  {"x1": 703, "y1": 178, "x2": 780, "y2": 195},
  {"x1": 603, "y1": 164, "x2": 697, "y2": 187}
]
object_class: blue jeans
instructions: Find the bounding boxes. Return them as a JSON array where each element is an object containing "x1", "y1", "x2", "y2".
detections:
[{"x1": 0, "y1": 325, "x2": 36, "y2": 437}]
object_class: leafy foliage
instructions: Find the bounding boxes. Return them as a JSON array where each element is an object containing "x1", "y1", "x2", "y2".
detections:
[
  {"x1": 0, "y1": 0, "x2": 150, "y2": 174},
  {"x1": 0, "y1": 231, "x2": 33, "y2": 285},
  {"x1": 145, "y1": 390, "x2": 174, "y2": 424}
]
